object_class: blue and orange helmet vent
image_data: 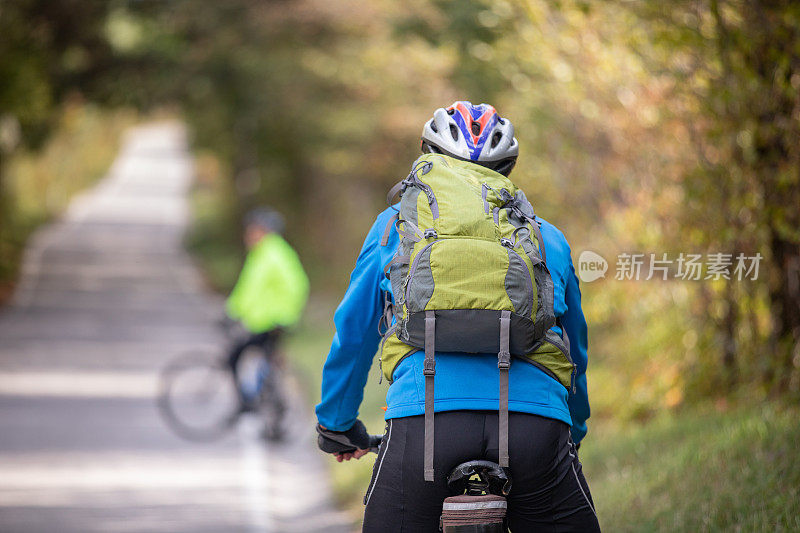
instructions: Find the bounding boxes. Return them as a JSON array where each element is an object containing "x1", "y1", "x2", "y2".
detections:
[{"x1": 447, "y1": 101, "x2": 500, "y2": 161}]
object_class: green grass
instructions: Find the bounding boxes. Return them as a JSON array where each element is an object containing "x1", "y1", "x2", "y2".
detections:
[{"x1": 582, "y1": 402, "x2": 800, "y2": 532}]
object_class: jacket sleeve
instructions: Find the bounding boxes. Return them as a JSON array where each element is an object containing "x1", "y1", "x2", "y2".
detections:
[
  {"x1": 561, "y1": 255, "x2": 591, "y2": 444},
  {"x1": 315, "y1": 219, "x2": 384, "y2": 431}
]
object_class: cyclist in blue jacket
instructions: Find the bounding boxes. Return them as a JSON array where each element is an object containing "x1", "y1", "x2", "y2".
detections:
[{"x1": 316, "y1": 102, "x2": 600, "y2": 532}]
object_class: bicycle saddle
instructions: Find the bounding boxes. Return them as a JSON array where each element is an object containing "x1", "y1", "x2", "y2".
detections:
[{"x1": 447, "y1": 460, "x2": 512, "y2": 497}]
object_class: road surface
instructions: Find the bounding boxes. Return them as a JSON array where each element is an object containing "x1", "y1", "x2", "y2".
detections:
[{"x1": 0, "y1": 123, "x2": 350, "y2": 532}]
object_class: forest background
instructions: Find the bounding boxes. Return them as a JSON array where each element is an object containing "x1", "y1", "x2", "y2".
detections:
[{"x1": 2, "y1": 1, "x2": 798, "y2": 529}]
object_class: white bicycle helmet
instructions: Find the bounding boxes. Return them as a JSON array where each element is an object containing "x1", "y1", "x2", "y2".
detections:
[{"x1": 421, "y1": 101, "x2": 519, "y2": 176}]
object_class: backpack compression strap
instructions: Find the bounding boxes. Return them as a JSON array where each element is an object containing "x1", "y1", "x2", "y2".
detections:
[
  {"x1": 421, "y1": 311, "x2": 513, "y2": 480},
  {"x1": 498, "y1": 310, "x2": 511, "y2": 469},
  {"x1": 424, "y1": 310, "x2": 436, "y2": 482}
]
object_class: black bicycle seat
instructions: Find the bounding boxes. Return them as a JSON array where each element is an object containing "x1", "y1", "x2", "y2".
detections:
[{"x1": 447, "y1": 460, "x2": 512, "y2": 497}]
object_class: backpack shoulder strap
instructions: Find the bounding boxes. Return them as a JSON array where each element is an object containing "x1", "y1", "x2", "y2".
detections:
[
  {"x1": 381, "y1": 212, "x2": 399, "y2": 246},
  {"x1": 387, "y1": 181, "x2": 405, "y2": 205}
]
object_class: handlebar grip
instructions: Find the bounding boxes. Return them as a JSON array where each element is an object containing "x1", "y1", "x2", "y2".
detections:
[{"x1": 368, "y1": 434, "x2": 383, "y2": 453}]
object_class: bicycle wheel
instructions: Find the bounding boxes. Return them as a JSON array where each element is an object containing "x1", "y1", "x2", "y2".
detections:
[
  {"x1": 157, "y1": 354, "x2": 241, "y2": 441},
  {"x1": 258, "y1": 369, "x2": 287, "y2": 442}
]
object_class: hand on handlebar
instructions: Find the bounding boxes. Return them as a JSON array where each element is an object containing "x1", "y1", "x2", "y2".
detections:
[
  {"x1": 335, "y1": 448, "x2": 369, "y2": 462},
  {"x1": 316, "y1": 421, "x2": 383, "y2": 461},
  {"x1": 335, "y1": 435, "x2": 382, "y2": 461}
]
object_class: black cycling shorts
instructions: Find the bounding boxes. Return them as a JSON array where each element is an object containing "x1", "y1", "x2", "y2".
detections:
[{"x1": 363, "y1": 411, "x2": 601, "y2": 532}]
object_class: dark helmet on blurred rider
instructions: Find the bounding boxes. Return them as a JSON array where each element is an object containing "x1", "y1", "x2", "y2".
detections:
[{"x1": 245, "y1": 207, "x2": 285, "y2": 235}]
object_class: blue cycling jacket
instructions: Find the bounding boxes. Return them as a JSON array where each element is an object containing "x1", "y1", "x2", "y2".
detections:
[{"x1": 315, "y1": 205, "x2": 591, "y2": 443}]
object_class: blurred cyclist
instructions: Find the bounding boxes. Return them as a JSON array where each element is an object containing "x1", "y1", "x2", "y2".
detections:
[
  {"x1": 224, "y1": 207, "x2": 309, "y2": 407},
  {"x1": 315, "y1": 102, "x2": 600, "y2": 531}
]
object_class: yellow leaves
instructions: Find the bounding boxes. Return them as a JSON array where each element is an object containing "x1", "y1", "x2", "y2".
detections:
[
  {"x1": 551, "y1": 60, "x2": 574, "y2": 83},
  {"x1": 636, "y1": 104, "x2": 661, "y2": 127},
  {"x1": 300, "y1": 50, "x2": 339, "y2": 80},
  {"x1": 194, "y1": 151, "x2": 225, "y2": 189},
  {"x1": 510, "y1": 72, "x2": 532, "y2": 93},
  {"x1": 468, "y1": 41, "x2": 493, "y2": 62},
  {"x1": 682, "y1": 329, "x2": 698, "y2": 351},
  {"x1": 105, "y1": 9, "x2": 143, "y2": 52},
  {"x1": 578, "y1": 99, "x2": 600, "y2": 120},
  {"x1": 477, "y1": 10, "x2": 501, "y2": 29},
  {"x1": 512, "y1": 0, "x2": 542, "y2": 27},
  {"x1": 665, "y1": 385, "x2": 684, "y2": 408},
  {"x1": 616, "y1": 87, "x2": 637, "y2": 109}
]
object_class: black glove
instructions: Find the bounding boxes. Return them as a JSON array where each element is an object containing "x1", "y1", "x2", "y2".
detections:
[{"x1": 316, "y1": 419, "x2": 371, "y2": 455}]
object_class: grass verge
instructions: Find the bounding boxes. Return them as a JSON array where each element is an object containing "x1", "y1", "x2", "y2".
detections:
[{"x1": 583, "y1": 401, "x2": 799, "y2": 531}]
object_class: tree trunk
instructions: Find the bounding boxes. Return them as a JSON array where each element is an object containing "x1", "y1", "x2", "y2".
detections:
[
  {"x1": 769, "y1": 233, "x2": 800, "y2": 392},
  {"x1": 722, "y1": 277, "x2": 738, "y2": 389}
]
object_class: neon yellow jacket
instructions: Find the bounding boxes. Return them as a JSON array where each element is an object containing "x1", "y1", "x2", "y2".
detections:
[{"x1": 226, "y1": 234, "x2": 309, "y2": 333}]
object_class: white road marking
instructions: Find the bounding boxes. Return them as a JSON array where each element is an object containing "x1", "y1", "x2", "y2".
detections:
[
  {"x1": 238, "y1": 417, "x2": 275, "y2": 533},
  {"x1": 0, "y1": 371, "x2": 157, "y2": 398}
]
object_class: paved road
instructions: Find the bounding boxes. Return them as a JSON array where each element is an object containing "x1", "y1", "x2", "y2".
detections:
[{"x1": 0, "y1": 123, "x2": 350, "y2": 532}]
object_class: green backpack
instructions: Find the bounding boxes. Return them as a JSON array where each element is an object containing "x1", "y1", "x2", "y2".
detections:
[{"x1": 380, "y1": 153, "x2": 574, "y2": 481}]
